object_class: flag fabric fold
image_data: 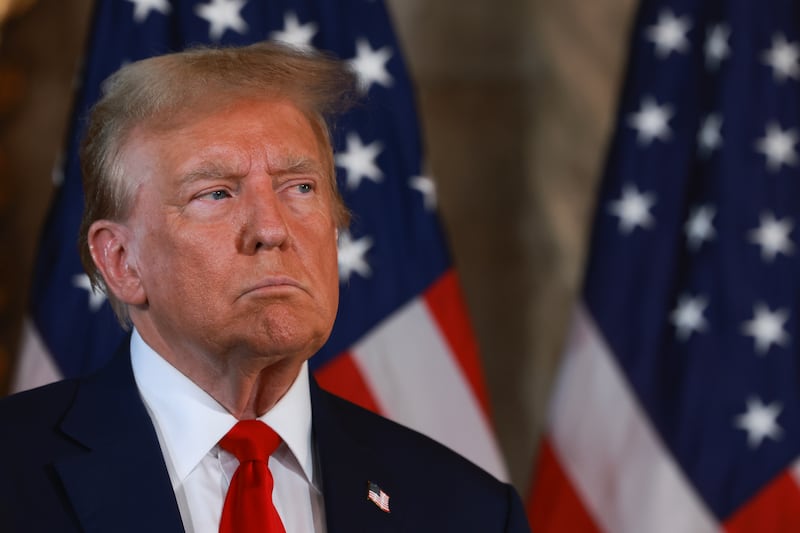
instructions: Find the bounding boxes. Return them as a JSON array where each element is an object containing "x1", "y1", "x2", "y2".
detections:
[
  {"x1": 13, "y1": 0, "x2": 507, "y2": 483},
  {"x1": 529, "y1": 0, "x2": 800, "y2": 530}
]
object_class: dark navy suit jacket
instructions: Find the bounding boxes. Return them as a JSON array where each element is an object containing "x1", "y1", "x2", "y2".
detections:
[{"x1": 0, "y1": 343, "x2": 530, "y2": 532}]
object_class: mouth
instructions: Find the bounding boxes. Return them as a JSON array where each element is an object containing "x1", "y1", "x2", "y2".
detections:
[{"x1": 239, "y1": 276, "x2": 305, "y2": 299}]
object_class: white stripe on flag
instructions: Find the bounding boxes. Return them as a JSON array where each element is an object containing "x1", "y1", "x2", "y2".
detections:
[
  {"x1": 351, "y1": 296, "x2": 509, "y2": 482},
  {"x1": 550, "y1": 303, "x2": 719, "y2": 533},
  {"x1": 11, "y1": 319, "x2": 63, "y2": 393}
]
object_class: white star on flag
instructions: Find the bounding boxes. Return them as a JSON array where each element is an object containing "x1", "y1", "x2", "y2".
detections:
[
  {"x1": 742, "y1": 303, "x2": 790, "y2": 355},
  {"x1": 697, "y1": 113, "x2": 723, "y2": 156},
  {"x1": 608, "y1": 184, "x2": 657, "y2": 234},
  {"x1": 126, "y1": 0, "x2": 171, "y2": 23},
  {"x1": 410, "y1": 175, "x2": 437, "y2": 211},
  {"x1": 646, "y1": 9, "x2": 692, "y2": 58},
  {"x1": 733, "y1": 396, "x2": 784, "y2": 449},
  {"x1": 335, "y1": 132, "x2": 384, "y2": 190},
  {"x1": 270, "y1": 11, "x2": 318, "y2": 50},
  {"x1": 762, "y1": 33, "x2": 800, "y2": 82},
  {"x1": 628, "y1": 97, "x2": 673, "y2": 145},
  {"x1": 337, "y1": 230, "x2": 373, "y2": 282},
  {"x1": 670, "y1": 293, "x2": 709, "y2": 341},
  {"x1": 705, "y1": 23, "x2": 731, "y2": 70},
  {"x1": 748, "y1": 212, "x2": 794, "y2": 262},
  {"x1": 685, "y1": 204, "x2": 716, "y2": 250},
  {"x1": 194, "y1": 0, "x2": 248, "y2": 41},
  {"x1": 755, "y1": 122, "x2": 799, "y2": 172},
  {"x1": 72, "y1": 274, "x2": 107, "y2": 312},
  {"x1": 349, "y1": 38, "x2": 394, "y2": 93}
]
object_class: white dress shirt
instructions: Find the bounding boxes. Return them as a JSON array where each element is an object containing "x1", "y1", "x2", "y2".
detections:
[{"x1": 130, "y1": 329, "x2": 327, "y2": 533}]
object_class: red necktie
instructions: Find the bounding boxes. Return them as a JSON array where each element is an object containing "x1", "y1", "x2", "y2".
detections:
[{"x1": 219, "y1": 420, "x2": 286, "y2": 533}]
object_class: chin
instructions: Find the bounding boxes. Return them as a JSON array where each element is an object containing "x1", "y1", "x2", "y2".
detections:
[{"x1": 245, "y1": 321, "x2": 329, "y2": 360}]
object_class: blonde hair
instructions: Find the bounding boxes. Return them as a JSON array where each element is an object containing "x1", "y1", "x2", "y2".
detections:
[{"x1": 78, "y1": 41, "x2": 356, "y2": 326}]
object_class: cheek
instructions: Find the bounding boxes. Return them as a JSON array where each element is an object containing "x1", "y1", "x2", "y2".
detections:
[
  {"x1": 320, "y1": 232, "x2": 341, "y2": 308},
  {"x1": 302, "y1": 223, "x2": 339, "y2": 297},
  {"x1": 139, "y1": 225, "x2": 231, "y2": 294}
]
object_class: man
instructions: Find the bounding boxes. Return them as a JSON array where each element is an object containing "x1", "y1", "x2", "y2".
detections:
[{"x1": 0, "y1": 42, "x2": 529, "y2": 532}]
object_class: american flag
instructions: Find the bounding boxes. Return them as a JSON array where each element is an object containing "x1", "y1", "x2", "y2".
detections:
[
  {"x1": 367, "y1": 481, "x2": 391, "y2": 513},
  {"x1": 529, "y1": 0, "x2": 800, "y2": 531},
  {"x1": 12, "y1": 0, "x2": 507, "y2": 483}
]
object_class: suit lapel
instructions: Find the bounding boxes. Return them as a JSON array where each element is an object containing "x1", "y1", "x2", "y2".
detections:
[
  {"x1": 52, "y1": 346, "x2": 405, "y2": 532},
  {"x1": 311, "y1": 378, "x2": 401, "y2": 533},
  {"x1": 54, "y1": 343, "x2": 185, "y2": 533}
]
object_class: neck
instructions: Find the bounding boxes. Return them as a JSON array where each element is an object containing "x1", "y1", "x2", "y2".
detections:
[
  {"x1": 133, "y1": 326, "x2": 305, "y2": 419},
  {"x1": 192, "y1": 355, "x2": 303, "y2": 419}
]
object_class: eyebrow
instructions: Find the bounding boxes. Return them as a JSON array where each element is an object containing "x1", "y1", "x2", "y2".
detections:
[
  {"x1": 176, "y1": 154, "x2": 325, "y2": 187},
  {"x1": 178, "y1": 161, "x2": 246, "y2": 186},
  {"x1": 271, "y1": 156, "x2": 325, "y2": 177}
]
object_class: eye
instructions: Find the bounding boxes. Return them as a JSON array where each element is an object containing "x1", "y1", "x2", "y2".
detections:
[
  {"x1": 292, "y1": 181, "x2": 317, "y2": 194},
  {"x1": 204, "y1": 190, "x2": 231, "y2": 201}
]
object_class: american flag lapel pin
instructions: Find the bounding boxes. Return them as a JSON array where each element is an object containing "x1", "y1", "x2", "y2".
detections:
[{"x1": 367, "y1": 481, "x2": 391, "y2": 513}]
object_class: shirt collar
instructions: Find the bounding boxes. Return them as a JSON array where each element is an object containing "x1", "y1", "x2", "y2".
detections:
[{"x1": 130, "y1": 329, "x2": 316, "y2": 487}]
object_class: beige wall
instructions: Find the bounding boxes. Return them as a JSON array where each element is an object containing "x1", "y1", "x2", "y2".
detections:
[{"x1": 0, "y1": 0, "x2": 636, "y2": 493}]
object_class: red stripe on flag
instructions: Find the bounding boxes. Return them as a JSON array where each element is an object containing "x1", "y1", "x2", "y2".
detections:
[
  {"x1": 424, "y1": 269, "x2": 491, "y2": 417},
  {"x1": 723, "y1": 470, "x2": 800, "y2": 533},
  {"x1": 527, "y1": 437, "x2": 601, "y2": 533},
  {"x1": 314, "y1": 351, "x2": 383, "y2": 415}
]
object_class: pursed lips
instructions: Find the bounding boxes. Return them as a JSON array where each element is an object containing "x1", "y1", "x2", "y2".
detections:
[{"x1": 238, "y1": 275, "x2": 306, "y2": 299}]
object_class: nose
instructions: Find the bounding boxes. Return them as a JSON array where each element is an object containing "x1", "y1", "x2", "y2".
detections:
[{"x1": 237, "y1": 184, "x2": 290, "y2": 254}]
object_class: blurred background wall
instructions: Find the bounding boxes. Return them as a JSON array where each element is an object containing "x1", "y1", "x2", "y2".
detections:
[{"x1": 0, "y1": 0, "x2": 637, "y2": 493}]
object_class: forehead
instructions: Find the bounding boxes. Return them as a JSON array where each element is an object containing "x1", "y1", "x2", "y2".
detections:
[{"x1": 123, "y1": 97, "x2": 330, "y2": 176}]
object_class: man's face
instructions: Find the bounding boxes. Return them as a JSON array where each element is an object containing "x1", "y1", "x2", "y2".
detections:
[{"x1": 119, "y1": 98, "x2": 340, "y2": 366}]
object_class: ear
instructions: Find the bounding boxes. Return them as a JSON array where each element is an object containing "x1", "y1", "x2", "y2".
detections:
[{"x1": 87, "y1": 220, "x2": 147, "y2": 306}]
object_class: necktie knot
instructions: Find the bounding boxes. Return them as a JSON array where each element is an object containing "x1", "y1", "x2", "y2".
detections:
[{"x1": 220, "y1": 420, "x2": 281, "y2": 463}]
